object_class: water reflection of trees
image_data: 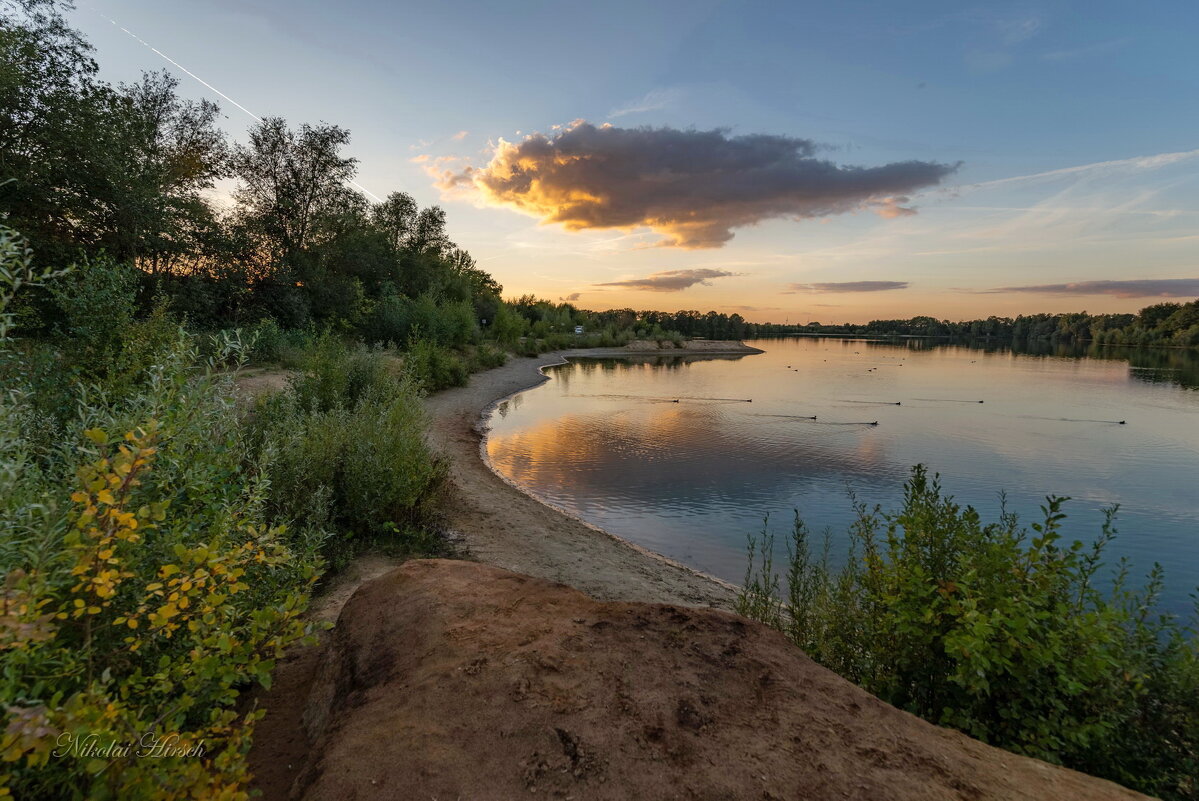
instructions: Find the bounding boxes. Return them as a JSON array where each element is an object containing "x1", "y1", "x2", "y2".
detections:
[
  {"x1": 565, "y1": 353, "x2": 753, "y2": 374},
  {"x1": 995, "y1": 341, "x2": 1198, "y2": 391},
  {"x1": 551, "y1": 341, "x2": 1199, "y2": 390},
  {"x1": 779, "y1": 336, "x2": 1199, "y2": 391}
]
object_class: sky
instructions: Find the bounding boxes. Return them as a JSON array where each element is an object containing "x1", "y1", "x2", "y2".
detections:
[{"x1": 68, "y1": 0, "x2": 1199, "y2": 323}]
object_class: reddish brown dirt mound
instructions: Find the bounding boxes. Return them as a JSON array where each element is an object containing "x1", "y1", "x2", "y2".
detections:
[{"x1": 253, "y1": 559, "x2": 1149, "y2": 801}]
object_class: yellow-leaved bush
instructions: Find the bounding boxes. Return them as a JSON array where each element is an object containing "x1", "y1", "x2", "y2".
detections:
[
  {"x1": 0, "y1": 419, "x2": 318, "y2": 800},
  {"x1": 0, "y1": 265, "x2": 325, "y2": 800}
]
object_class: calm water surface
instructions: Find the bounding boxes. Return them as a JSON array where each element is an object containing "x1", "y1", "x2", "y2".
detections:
[{"x1": 486, "y1": 338, "x2": 1199, "y2": 614}]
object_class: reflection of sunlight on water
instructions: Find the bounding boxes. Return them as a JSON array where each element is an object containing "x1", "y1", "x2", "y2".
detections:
[{"x1": 486, "y1": 338, "x2": 1199, "y2": 613}]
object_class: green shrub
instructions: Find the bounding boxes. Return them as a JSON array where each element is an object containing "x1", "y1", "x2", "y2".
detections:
[
  {"x1": 512, "y1": 337, "x2": 542, "y2": 357},
  {"x1": 403, "y1": 337, "x2": 469, "y2": 391},
  {"x1": 436, "y1": 299, "x2": 479, "y2": 347},
  {"x1": 245, "y1": 318, "x2": 309, "y2": 364},
  {"x1": 0, "y1": 247, "x2": 454, "y2": 796},
  {"x1": 44, "y1": 257, "x2": 151, "y2": 381},
  {"x1": 489, "y1": 302, "x2": 526, "y2": 346},
  {"x1": 467, "y1": 342, "x2": 508, "y2": 371},
  {"x1": 253, "y1": 336, "x2": 446, "y2": 560},
  {"x1": 358, "y1": 288, "x2": 413, "y2": 346},
  {"x1": 358, "y1": 293, "x2": 480, "y2": 350},
  {"x1": 738, "y1": 466, "x2": 1199, "y2": 799},
  {"x1": 0, "y1": 226, "x2": 69, "y2": 341},
  {"x1": 284, "y1": 331, "x2": 394, "y2": 411}
]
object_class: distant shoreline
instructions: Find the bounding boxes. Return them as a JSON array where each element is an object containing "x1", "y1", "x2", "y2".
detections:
[{"x1": 761, "y1": 332, "x2": 1199, "y2": 350}]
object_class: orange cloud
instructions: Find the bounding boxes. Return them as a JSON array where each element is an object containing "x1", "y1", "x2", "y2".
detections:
[
  {"x1": 439, "y1": 122, "x2": 957, "y2": 248},
  {"x1": 871, "y1": 196, "x2": 919, "y2": 218}
]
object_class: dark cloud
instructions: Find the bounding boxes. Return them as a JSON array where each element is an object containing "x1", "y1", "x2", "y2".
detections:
[
  {"x1": 596, "y1": 268, "x2": 738, "y2": 292},
  {"x1": 560, "y1": 292, "x2": 582, "y2": 301},
  {"x1": 439, "y1": 122, "x2": 959, "y2": 248},
  {"x1": 986, "y1": 279, "x2": 1199, "y2": 299},
  {"x1": 785, "y1": 281, "x2": 911, "y2": 293}
]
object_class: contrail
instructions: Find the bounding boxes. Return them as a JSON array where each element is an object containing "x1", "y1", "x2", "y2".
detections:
[
  {"x1": 103, "y1": 16, "x2": 263, "y2": 123},
  {"x1": 959, "y1": 148, "x2": 1199, "y2": 192},
  {"x1": 92, "y1": 8, "x2": 383, "y2": 202}
]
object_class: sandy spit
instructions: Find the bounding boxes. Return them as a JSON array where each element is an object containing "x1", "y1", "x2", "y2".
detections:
[{"x1": 423, "y1": 347, "x2": 756, "y2": 610}]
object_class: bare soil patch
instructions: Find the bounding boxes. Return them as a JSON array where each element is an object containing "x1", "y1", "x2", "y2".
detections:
[{"x1": 262, "y1": 560, "x2": 1151, "y2": 801}]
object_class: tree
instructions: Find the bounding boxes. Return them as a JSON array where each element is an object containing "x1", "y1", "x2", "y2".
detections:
[
  {"x1": 1162, "y1": 301, "x2": 1199, "y2": 337},
  {"x1": 371, "y1": 191, "x2": 418, "y2": 251},
  {"x1": 101, "y1": 71, "x2": 228, "y2": 271},
  {"x1": 0, "y1": 9, "x2": 228, "y2": 272},
  {"x1": 0, "y1": 0, "x2": 107, "y2": 262},
  {"x1": 230, "y1": 117, "x2": 358, "y2": 265},
  {"x1": 408, "y1": 205, "x2": 453, "y2": 257},
  {"x1": 1137, "y1": 302, "x2": 1183, "y2": 331}
]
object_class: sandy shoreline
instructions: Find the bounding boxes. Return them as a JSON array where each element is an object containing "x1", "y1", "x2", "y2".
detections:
[
  {"x1": 423, "y1": 346, "x2": 759, "y2": 609},
  {"x1": 246, "y1": 344, "x2": 743, "y2": 795}
]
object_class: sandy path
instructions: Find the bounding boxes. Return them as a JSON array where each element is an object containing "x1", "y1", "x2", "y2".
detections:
[{"x1": 423, "y1": 349, "x2": 741, "y2": 609}]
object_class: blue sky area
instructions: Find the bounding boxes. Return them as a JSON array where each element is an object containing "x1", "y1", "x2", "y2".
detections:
[{"x1": 68, "y1": 0, "x2": 1199, "y2": 322}]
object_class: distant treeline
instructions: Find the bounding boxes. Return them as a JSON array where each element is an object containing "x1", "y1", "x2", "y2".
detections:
[
  {"x1": 794, "y1": 304, "x2": 1199, "y2": 347},
  {"x1": 524, "y1": 303, "x2": 1199, "y2": 347}
]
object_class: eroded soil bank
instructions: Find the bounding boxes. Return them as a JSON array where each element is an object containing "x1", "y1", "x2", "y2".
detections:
[{"x1": 256, "y1": 561, "x2": 1151, "y2": 801}]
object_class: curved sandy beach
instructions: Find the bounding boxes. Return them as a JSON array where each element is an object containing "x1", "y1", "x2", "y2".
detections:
[{"x1": 422, "y1": 347, "x2": 759, "y2": 610}]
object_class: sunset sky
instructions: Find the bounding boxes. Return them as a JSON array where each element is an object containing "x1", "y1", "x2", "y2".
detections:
[{"x1": 70, "y1": 1, "x2": 1199, "y2": 323}]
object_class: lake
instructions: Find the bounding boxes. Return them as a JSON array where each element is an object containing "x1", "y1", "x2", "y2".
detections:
[{"x1": 485, "y1": 338, "x2": 1199, "y2": 615}]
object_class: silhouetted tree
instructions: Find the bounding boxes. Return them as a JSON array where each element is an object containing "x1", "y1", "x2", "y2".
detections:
[{"x1": 230, "y1": 117, "x2": 357, "y2": 265}]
